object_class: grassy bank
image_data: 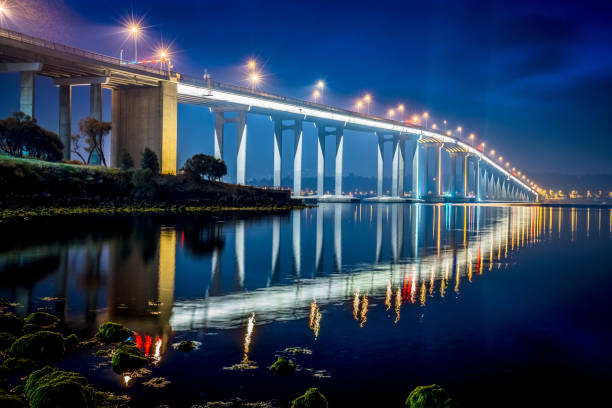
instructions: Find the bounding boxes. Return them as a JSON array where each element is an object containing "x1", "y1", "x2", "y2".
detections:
[{"x1": 0, "y1": 156, "x2": 304, "y2": 218}]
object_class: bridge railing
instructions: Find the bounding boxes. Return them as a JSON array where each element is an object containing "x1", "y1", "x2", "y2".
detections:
[{"x1": 0, "y1": 27, "x2": 168, "y2": 77}]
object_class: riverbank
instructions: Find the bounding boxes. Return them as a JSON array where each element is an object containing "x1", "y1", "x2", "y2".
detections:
[{"x1": 0, "y1": 156, "x2": 304, "y2": 219}]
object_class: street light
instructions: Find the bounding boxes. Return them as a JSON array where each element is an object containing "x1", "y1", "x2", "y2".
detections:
[
  {"x1": 445, "y1": 130, "x2": 452, "y2": 136},
  {"x1": 126, "y1": 23, "x2": 141, "y2": 61},
  {"x1": 490, "y1": 149, "x2": 496, "y2": 156},
  {"x1": 313, "y1": 89, "x2": 321, "y2": 103},
  {"x1": 423, "y1": 112, "x2": 429, "y2": 128},
  {"x1": 249, "y1": 72, "x2": 259, "y2": 91},
  {"x1": 456, "y1": 126, "x2": 462, "y2": 139},
  {"x1": 469, "y1": 133, "x2": 475, "y2": 142},
  {"x1": 248, "y1": 59, "x2": 256, "y2": 70},
  {"x1": 398, "y1": 104, "x2": 404, "y2": 120},
  {"x1": 356, "y1": 100, "x2": 363, "y2": 113},
  {"x1": 388, "y1": 109, "x2": 395, "y2": 119},
  {"x1": 363, "y1": 94, "x2": 371, "y2": 114},
  {"x1": 432, "y1": 124, "x2": 437, "y2": 130},
  {"x1": 443, "y1": 120, "x2": 447, "y2": 131},
  {"x1": 412, "y1": 114, "x2": 419, "y2": 124}
]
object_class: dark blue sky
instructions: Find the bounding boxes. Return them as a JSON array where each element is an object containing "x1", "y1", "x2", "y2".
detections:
[{"x1": 1, "y1": 0, "x2": 611, "y2": 182}]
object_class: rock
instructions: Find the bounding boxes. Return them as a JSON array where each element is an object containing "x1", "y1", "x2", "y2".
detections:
[
  {"x1": 23, "y1": 324, "x2": 43, "y2": 334},
  {"x1": 25, "y1": 366, "x2": 95, "y2": 408},
  {"x1": 142, "y1": 377, "x2": 171, "y2": 388},
  {"x1": 0, "y1": 298, "x2": 11, "y2": 307},
  {"x1": 0, "y1": 314, "x2": 22, "y2": 336},
  {"x1": 270, "y1": 357, "x2": 296, "y2": 377},
  {"x1": 292, "y1": 388, "x2": 328, "y2": 408},
  {"x1": 93, "y1": 390, "x2": 130, "y2": 407},
  {"x1": 0, "y1": 392, "x2": 26, "y2": 408},
  {"x1": 63, "y1": 334, "x2": 80, "y2": 352},
  {"x1": 1, "y1": 357, "x2": 37, "y2": 373},
  {"x1": 8, "y1": 331, "x2": 64, "y2": 364},
  {"x1": 405, "y1": 384, "x2": 461, "y2": 408},
  {"x1": 97, "y1": 322, "x2": 132, "y2": 343},
  {"x1": 176, "y1": 340, "x2": 196, "y2": 352},
  {"x1": 0, "y1": 332, "x2": 16, "y2": 350},
  {"x1": 24, "y1": 312, "x2": 59, "y2": 327},
  {"x1": 111, "y1": 344, "x2": 148, "y2": 373}
]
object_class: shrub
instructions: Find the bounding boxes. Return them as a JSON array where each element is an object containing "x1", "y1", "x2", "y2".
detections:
[
  {"x1": 8, "y1": 331, "x2": 64, "y2": 364},
  {"x1": 182, "y1": 154, "x2": 227, "y2": 181},
  {"x1": 405, "y1": 384, "x2": 461, "y2": 408},
  {"x1": 270, "y1": 357, "x2": 296, "y2": 377},
  {"x1": 25, "y1": 366, "x2": 94, "y2": 408},
  {"x1": 111, "y1": 344, "x2": 147, "y2": 373},
  {"x1": 25, "y1": 312, "x2": 59, "y2": 327},
  {"x1": 292, "y1": 388, "x2": 328, "y2": 408},
  {"x1": 131, "y1": 168, "x2": 157, "y2": 201},
  {"x1": 0, "y1": 332, "x2": 16, "y2": 350},
  {"x1": 0, "y1": 112, "x2": 63, "y2": 162},
  {"x1": 97, "y1": 322, "x2": 132, "y2": 344},
  {"x1": 141, "y1": 148, "x2": 159, "y2": 173},
  {"x1": 119, "y1": 150, "x2": 134, "y2": 171},
  {"x1": 63, "y1": 334, "x2": 79, "y2": 352},
  {"x1": 0, "y1": 314, "x2": 23, "y2": 336}
]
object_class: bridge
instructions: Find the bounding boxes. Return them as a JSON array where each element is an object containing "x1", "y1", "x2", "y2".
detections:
[{"x1": 0, "y1": 27, "x2": 537, "y2": 202}]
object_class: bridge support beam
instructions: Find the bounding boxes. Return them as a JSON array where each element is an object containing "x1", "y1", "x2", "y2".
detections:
[
  {"x1": 317, "y1": 126, "x2": 325, "y2": 196},
  {"x1": 89, "y1": 83, "x2": 103, "y2": 165},
  {"x1": 211, "y1": 107, "x2": 247, "y2": 183},
  {"x1": 293, "y1": 122, "x2": 303, "y2": 196},
  {"x1": 271, "y1": 117, "x2": 303, "y2": 195},
  {"x1": 335, "y1": 131, "x2": 343, "y2": 195},
  {"x1": 58, "y1": 85, "x2": 71, "y2": 161},
  {"x1": 377, "y1": 134, "x2": 384, "y2": 196},
  {"x1": 474, "y1": 158, "x2": 481, "y2": 201},
  {"x1": 411, "y1": 140, "x2": 421, "y2": 199},
  {"x1": 111, "y1": 81, "x2": 178, "y2": 174},
  {"x1": 273, "y1": 119, "x2": 282, "y2": 188},
  {"x1": 0, "y1": 63, "x2": 43, "y2": 118}
]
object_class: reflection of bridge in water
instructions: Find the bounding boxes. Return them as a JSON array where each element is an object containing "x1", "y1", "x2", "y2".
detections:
[{"x1": 169, "y1": 204, "x2": 550, "y2": 331}]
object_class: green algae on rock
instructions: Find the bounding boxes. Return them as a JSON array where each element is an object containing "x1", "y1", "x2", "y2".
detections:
[
  {"x1": 270, "y1": 357, "x2": 296, "y2": 377},
  {"x1": 23, "y1": 324, "x2": 43, "y2": 334},
  {"x1": 63, "y1": 334, "x2": 80, "y2": 352},
  {"x1": 25, "y1": 366, "x2": 94, "y2": 408},
  {"x1": 8, "y1": 331, "x2": 64, "y2": 364},
  {"x1": 292, "y1": 388, "x2": 328, "y2": 408},
  {"x1": 111, "y1": 344, "x2": 148, "y2": 373},
  {"x1": 24, "y1": 312, "x2": 59, "y2": 328},
  {"x1": 0, "y1": 314, "x2": 22, "y2": 336},
  {"x1": 176, "y1": 340, "x2": 196, "y2": 352},
  {"x1": 405, "y1": 384, "x2": 461, "y2": 408},
  {"x1": 1, "y1": 357, "x2": 37, "y2": 373},
  {"x1": 97, "y1": 322, "x2": 132, "y2": 344},
  {"x1": 0, "y1": 332, "x2": 16, "y2": 350}
]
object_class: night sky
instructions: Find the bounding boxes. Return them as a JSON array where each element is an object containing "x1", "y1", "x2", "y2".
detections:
[{"x1": 1, "y1": 0, "x2": 611, "y2": 184}]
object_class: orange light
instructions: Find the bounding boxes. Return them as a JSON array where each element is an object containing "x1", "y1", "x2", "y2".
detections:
[
  {"x1": 469, "y1": 133, "x2": 475, "y2": 139},
  {"x1": 248, "y1": 59, "x2": 256, "y2": 69},
  {"x1": 364, "y1": 93, "x2": 371, "y2": 102}
]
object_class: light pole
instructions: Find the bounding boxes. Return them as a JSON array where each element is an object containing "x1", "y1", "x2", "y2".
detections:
[
  {"x1": 398, "y1": 104, "x2": 404, "y2": 120},
  {"x1": 469, "y1": 133, "x2": 475, "y2": 145},
  {"x1": 423, "y1": 112, "x2": 429, "y2": 128},
  {"x1": 443, "y1": 120, "x2": 447, "y2": 131},
  {"x1": 249, "y1": 73, "x2": 259, "y2": 91},
  {"x1": 316, "y1": 80, "x2": 325, "y2": 103},
  {"x1": 128, "y1": 24, "x2": 140, "y2": 61},
  {"x1": 356, "y1": 100, "x2": 363, "y2": 113},
  {"x1": 364, "y1": 93, "x2": 371, "y2": 114},
  {"x1": 388, "y1": 109, "x2": 395, "y2": 119},
  {"x1": 457, "y1": 126, "x2": 462, "y2": 139},
  {"x1": 313, "y1": 89, "x2": 321, "y2": 103}
]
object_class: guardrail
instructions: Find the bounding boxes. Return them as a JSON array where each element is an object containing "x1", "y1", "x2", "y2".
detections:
[{"x1": 0, "y1": 27, "x2": 168, "y2": 77}]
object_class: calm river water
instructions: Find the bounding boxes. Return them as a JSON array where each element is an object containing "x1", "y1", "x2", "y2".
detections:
[{"x1": 1, "y1": 203, "x2": 611, "y2": 407}]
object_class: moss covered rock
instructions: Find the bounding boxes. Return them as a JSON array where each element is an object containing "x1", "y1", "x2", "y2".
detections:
[
  {"x1": 63, "y1": 334, "x2": 79, "y2": 352},
  {"x1": 405, "y1": 384, "x2": 461, "y2": 408},
  {"x1": 1, "y1": 357, "x2": 37, "y2": 373},
  {"x1": 0, "y1": 332, "x2": 16, "y2": 350},
  {"x1": 176, "y1": 340, "x2": 195, "y2": 352},
  {"x1": 292, "y1": 388, "x2": 328, "y2": 408},
  {"x1": 25, "y1": 366, "x2": 94, "y2": 408},
  {"x1": 0, "y1": 392, "x2": 26, "y2": 408},
  {"x1": 0, "y1": 314, "x2": 22, "y2": 336},
  {"x1": 23, "y1": 324, "x2": 43, "y2": 334},
  {"x1": 8, "y1": 331, "x2": 64, "y2": 364},
  {"x1": 24, "y1": 312, "x2": 59, "y2": 328},
  {"x1": 111, "y1": 344, "x2": 147, "y2": 373},
  {"x1": 270, "y1": 356, "x2": 296, "y2": 377},
  {"x1": 97, "y1": 322, "x2": 132, "y2": 344}
]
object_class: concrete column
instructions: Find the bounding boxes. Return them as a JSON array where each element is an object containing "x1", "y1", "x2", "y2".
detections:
[
  {"x1": 335, "y1": 131, "x2": 343, "y2": 196},
  {"x1": 392, "y1": 136, "x2": 399, "y2": 197},
  {"x1": 434, "y1": 144, "x2": 442, "y2": 196},
  {"x1": 293, "y1": 121, "x2": 303, "y2": 196},
  {"x1": 411, "y1": 142, "x2": 420, "y2": 199},
  {"x1": 89, "y1": 83, "x2": 103, "y2": 165},
  {"x1": 458, "y1": 154, "x2": 467, "y2": 198},
  {"x1": 58, "y1": 85, "x2": 71, "y2": 160},
  {"x1": 398, "y1": 138, "x2": 405, "y2": 197},
  {"x1": 377, "y1": 134, "x2": 384, "y2": 197},
  {"x1": 475, "y1": 159, "x2": 481, "y2": 201},
  {"x1": 273, "y1": 119, "x2": 282, "y2": 188},
  {"x1": 450, "y1": 155, "x2": 457, "y2": 197},
  {"x1": 20, "y1": 71, "x2": 35, "y2": 118},
  {"x1": 317, "y1": 126, "x2": 325, "y2": 196},
  {"x1": 236, "y1": 111, "x2": 247, "y2": 185},
  {"x1": 213, "y1": 112, "x2": 224, "y2": 160}
]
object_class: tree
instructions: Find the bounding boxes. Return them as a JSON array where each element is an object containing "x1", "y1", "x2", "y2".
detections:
[
  {"x1": 182, "y1": 154, "x2": 227, "y2": 181},
  {"x1": 119, "y1": 150, "x2": 134, "y2": 171},
  {"x1": 0, "y1": 112, "x2": 63, "y2": 161},
  {"x1": 141, "y1": 148, "x2": 160, "y2": 173},
  {"x1": 74, "y1": 117, "x2": 111, "y2": 166}
]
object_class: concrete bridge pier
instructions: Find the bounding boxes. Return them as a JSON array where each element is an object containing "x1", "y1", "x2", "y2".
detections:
[
  {"x1": 366, "y1": 132, "x2": 408, "y2": 202},
  {"x1": 271, "y1": 117, "x2": 303, "y2": 195},
  {"x1": 58, "y1": 85, "x2": 71, "y2": 160},
  {"x1": 315, "y1": 125, "x2": 355, "y2": 202},
  {"x1": 411, "y1": 140, "x2": 422, "y2": 199},
  {"x1": 0, "y1": 62, "x2": 42, "y2": 118},
  {"x1": 212, "y1": 108, "x2": 247, "y2": 183}
]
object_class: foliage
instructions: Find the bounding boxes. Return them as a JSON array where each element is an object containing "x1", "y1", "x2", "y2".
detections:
[
  {"x1": 131, "y1": 168, "x2": 158, "y2": 201},
  {"x1": 270, "y1": 356, "x2": 296, "y2": 377},
  {"x1": 119, "y1": 150, "x2": 134, "y2": 171},
  {"x1": 292, "y1": 388, "x2": 328, "y2": 408},
  {"x1": 0, "y1": 332, "x2": 16, "y2": 350},
  {"x1": 141, "y1": 148, "x2": 160, "y2": 173},
  {"x1": 111, "y1": 343, "x2": 148, "y2": 373},
  {"x1": 0, "y1": 314, "x2": 22, "y2": 336},
  {"x1": 8, "y1": 331, "x2": 64, "y2": 364},
  {"x1": 25, "y1": 366, "x2": 94, "y2": 408},
  {"x1": 25, "y1": 312, "x2": 59, "y2": 327},
  {"x1": 63, "y1": 334, "x2": 80, "y2": 352},
  {"x1": 182, "y1": 154, "x2": 227, "y2": 181},
  {"x1": 176, "y1": 340, "x2": 195, "y2": 352},
  {"x1": 0, "y1": 112, "x2": 63, "y2": 161},
  {"x1": 405, "y1": 385, "x2": 461, "y2": 408},
  {"x1": 73, "y1": 117, "x2": 111, "y2": 166},
  {"x1": 97, "y1": 322, "x2": 132, "y2": 344}
]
